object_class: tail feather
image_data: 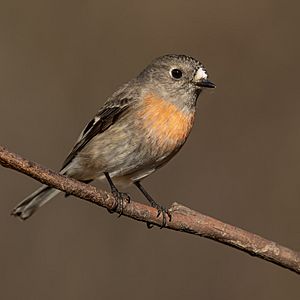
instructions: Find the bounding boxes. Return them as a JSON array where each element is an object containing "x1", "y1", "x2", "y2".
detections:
[{"x1": 11, "y1": 185, "x2": 60, "y2": 220}]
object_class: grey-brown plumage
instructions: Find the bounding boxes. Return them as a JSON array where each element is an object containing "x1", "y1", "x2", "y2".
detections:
[{"x1": 12, "y1": 54, "x2": 215, "y2": 222}]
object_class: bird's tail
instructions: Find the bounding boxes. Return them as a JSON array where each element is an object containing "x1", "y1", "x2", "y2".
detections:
[{"x1": 11, "y1": 185, "x2": 61, "y2": 220}]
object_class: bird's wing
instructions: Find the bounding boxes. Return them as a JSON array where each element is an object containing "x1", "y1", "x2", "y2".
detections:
[{"x1": 61, "y1": 97, "x2": 133, "y2": 170}]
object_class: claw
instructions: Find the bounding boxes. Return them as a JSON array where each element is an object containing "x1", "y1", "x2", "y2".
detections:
[
  {"x1": 112, "y1": 190, "x2": 130, "y2": 216},
  {"x1": 133, "y1": 181, "x2": 171, "y2": 229},
  {"x1": 151, "y1": 203, "x2": 171, "y2": 228},
  {"x1": 104, "y1": 172, "x2": 130, "y2": 216},
  {"x1": 147, "y1": 222, "x2": 154, "y2": 229}
]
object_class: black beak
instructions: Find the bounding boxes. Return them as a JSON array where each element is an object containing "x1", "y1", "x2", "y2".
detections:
[{"x1": 199, "y1": 79, "x2": 216, "y2": 89}]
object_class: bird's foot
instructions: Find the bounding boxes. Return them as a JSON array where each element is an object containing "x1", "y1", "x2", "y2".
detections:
[
  {"x1": 108, "y1": 189, "x2": 130, "y2": 216},
  {"x1": 148, "y1": 202, "x2": 172, "y2": 228}
]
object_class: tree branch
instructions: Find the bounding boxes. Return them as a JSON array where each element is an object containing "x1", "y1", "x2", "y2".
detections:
[{"x1": 0, "y1": 145, "x2": 299, "y2": 275}]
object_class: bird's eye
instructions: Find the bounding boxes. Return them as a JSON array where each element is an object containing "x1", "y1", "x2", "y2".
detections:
[{"x1": 170, "y1": 68, "x2": 182, "y2": 79}]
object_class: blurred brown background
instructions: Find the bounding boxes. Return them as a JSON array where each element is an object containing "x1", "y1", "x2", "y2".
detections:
[{"x1": 0, "y1": 0, "x2": 299, "y2": 299}]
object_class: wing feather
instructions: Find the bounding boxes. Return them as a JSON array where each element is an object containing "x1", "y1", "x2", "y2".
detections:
[{"x1": 61, "y1": 99, "x2": 131, "y2": 170}]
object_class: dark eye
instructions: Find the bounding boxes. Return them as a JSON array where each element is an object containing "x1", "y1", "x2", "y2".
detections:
[{"x1": 170, "y1": 68, "x2": 182, "y2": 79}]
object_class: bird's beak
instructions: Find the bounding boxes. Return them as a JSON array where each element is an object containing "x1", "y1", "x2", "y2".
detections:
[{"x1": 198, "y1": 79, "x2": 216, "y2": 89}]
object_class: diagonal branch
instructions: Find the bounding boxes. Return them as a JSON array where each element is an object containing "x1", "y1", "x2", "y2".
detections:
[{"x1": 0, "y1": 145, "x2": 299, "y2": 275}]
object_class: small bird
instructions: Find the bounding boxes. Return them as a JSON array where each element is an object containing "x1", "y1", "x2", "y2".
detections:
[{"x1": 12, "y1": 54, "x2": 215, "y2": 225}]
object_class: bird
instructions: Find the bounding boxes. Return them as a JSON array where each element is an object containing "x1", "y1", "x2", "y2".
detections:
[{"x1": 11, "y1": 54, "x2": 215, "y2": 226}]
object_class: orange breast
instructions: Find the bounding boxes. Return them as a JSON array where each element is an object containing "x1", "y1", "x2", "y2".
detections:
[{"x1": 138, "y1": 94, "x2": 194, "y2": 149}]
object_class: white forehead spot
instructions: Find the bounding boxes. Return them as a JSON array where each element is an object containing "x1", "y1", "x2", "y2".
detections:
[{"x1": 195, "y1": 67, "x2": 208, "y2": 81}]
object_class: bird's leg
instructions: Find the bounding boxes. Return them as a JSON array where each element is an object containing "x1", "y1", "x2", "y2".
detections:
[
  {"x1": 134, "y1": 181, "x2": 171, "y2": 228},
  {"x1": 104, "y1": 172, "x2": 130, "y2": 215}
]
